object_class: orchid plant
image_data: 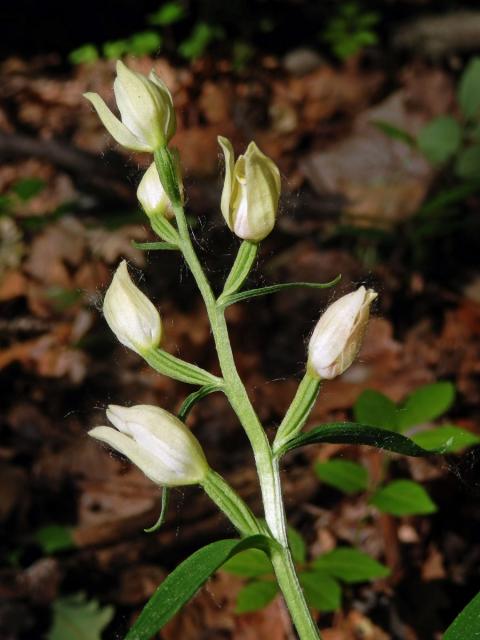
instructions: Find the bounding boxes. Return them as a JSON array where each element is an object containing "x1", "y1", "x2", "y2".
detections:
[{"x1": 85, "y1": 61, "x2": 436, "y2": 639}]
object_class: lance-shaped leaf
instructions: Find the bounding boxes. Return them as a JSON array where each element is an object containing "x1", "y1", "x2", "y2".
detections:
[
  {"x1": 125, "y1": 535, "x2": 273, "y2": 640},
  {"x1": 273, "y1": 422, "x2": 438, "y2": 458},
  {"x1": 144, "y1": 487, "x2": 170, "y2": 533},
  {"x1": 177, "y1": 385, "x2": 223, "y2": 421},
  {"x1": 132, "y1": 240, "x2": 179, "y2": 252},
  {"x1": 444, "y1": 590, "x2": 480, "y2": 640},
  {"x1": 219, "y1": 275, "x2": 341, "y2": 308}
]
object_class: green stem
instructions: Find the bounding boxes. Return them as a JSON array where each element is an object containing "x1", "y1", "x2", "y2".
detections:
[
  {"x1": 273, "y1": 372, "x2": 321, "y2": 453},
  {"x1": 202, "y1": 468, "x2": 261, "y2": 537},
  {"x1": 153, "y1": 148, "x2": 320, "y2": 639},
  {"x1": 270, "y1": 546, "x2": 320, "y2": 640}
]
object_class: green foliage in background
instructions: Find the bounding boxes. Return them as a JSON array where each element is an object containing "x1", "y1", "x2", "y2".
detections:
[
  {"x1": 69, "y1": 1, "x2": 251, "y2": 65},
  {"x1": 222, "y1": 526, "x2": 389, "y2": 613},
  {"x1": 315, "y1": 382, "x2": 478, "y2": 518},
  {"x1": 48, "y1": 593, "x2": 114, "y2": 640},
  {"x1": 417, "y1": 58, "x2": 480, "y2": 179},
  {"x1": 379, "y1": 57, "x2": 480, "y2": 187},
  {"x1": 322, "y1": 2, "x2": 379, "y2": 60}
]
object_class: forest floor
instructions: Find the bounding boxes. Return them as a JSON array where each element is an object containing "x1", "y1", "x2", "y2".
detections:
[{"x1": 1, "y1": 41, "x2": 480, "y2": 640}]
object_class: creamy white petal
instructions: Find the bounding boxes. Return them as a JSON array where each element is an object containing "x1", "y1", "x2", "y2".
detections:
[
  {"x1": 92, "y1": 404, "x2": 208, "y2": 486},
  {"x1": 84, "y1": 92, "x2": 150, "y2": 152},
  {"x1": 114, "y1": 61, "x2": 174, "y2": 149},
  {"x1": 218, "y1": 136, "x2": 236, "y2": 228}
]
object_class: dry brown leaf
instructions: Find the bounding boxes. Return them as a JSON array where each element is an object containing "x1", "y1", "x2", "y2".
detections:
[{"x1": 302, "y1": 91, "x2": 434, "y2": 227}]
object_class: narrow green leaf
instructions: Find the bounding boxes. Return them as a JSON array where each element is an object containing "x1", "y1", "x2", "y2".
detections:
[
  {"x1": 371, "y1": 120, "x2": 415, "y2": 147},
  {"x1": 458, "y1": 57, "x2": 480, "y2": 120},
  {"x1": 397, "y1": 382, "x2": 455, "y2": 430},
  {"x1": 34, "y1": 525, "x2": 74, "y2": 554},
  {"x1": 417, "y1": 116, "x2": 462, "y2": 165},
  {"x1": 177, "y1": 385, "x2": 222, "y2": 421},
  {"x1": 354, "y1": 389, "x2": 398, "y2": 431},
  {"x1": 315, "y1": 459, "x2": 368, "y2": 494},
  {"x1": 126, "y1": 536, "x2": 272, "y2": 640},
  {"x1": 144, "y1": 487, "x2": 170, "y2": 533},
  {"x1": 274, "y1": 422, "x2": 436, "y2": 458},
  {"x1": 455, "y1": 145, "x2": 480, "y2": 180},
  {"x1": 220, "y1": 275, "x2": 341, "y2": 307},
  {"x1": 132, "y1": 240, "x2": 179, "y2": 252},
  {"x1": 287, "y1": 526, "x2": 307, "y2": 564},
  {"x1": 48, "y1": 593, "x2": 114, "y2": 640},
  {"x1": 235, "y1": 580, "x2": 278, "y2": 613},
  {"x1": 444, "y1": 590, "x2": 480, "y2": 640},
  {"x1": 412, "y1": 425, "x2": 480, "y2": 453},
  {"x1": 222, "y1": 548, "x2": 273, "y2": 578},
  {"x1": 300, "y1": 571, "x2": 342, "y2": 612},
  {"x1": 312, "y1": 548, "x2": 390, "y2": 583},
  {"x1": 417, "y1": 183, "x2": 480, "y2": 216},
  {"x1": 370, "y1": 479, "x2": 437, "y2": 516}
]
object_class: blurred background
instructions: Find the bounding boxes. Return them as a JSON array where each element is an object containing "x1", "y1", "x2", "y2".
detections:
[{"x1": 2, "y1": 0, "x2": 480, "y2": 638}]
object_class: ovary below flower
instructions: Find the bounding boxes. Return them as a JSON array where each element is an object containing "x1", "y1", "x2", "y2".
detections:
[
  {"x1": 84, "y1": 60, "x2": 176, "y2": 152},
  {"x1": 103, "y1": 260, "x2": 161, "y2": 355},
  {"x1": 89, "y1": 404, "x2": 208, "y2": 486},
  {"x1": 218, "y1": 136, "x2": 281, "y2": 243},
  {"x1": 308, "y1": 286, "x2": 378, "y2": 380}
]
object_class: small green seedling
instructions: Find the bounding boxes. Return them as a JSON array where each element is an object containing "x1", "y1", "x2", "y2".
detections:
[
  {"x1": 322, "y1": 2, "x2": 380, "y2": 61},
  {"x1": 316, "y1": 382, "x2": 479, "y2": 516},
  {"x1": 47, "y1": 592, "x2": 114, "y2": 640},
  {"x1": 222, "y1": 526, "x2": 389, "y2": 613}
]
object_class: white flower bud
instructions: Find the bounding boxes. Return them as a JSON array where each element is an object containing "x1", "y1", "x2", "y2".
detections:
[
  {"x1": 103, "y1": 260, "x2": 161, "y2": 354},
  {"x1": 89, "y1": 404, "x2": 208, "y2": 486},
  {"x1": 84, "y1": 61, "x2": 176, "y2": 152},
  {"x1": 308, "y1": 286, "x2": 377, "y2": 380},
  {"x1": 137, "y1": 155, "x2": 183, "y2": 219},
  {"x1": 218, "y1": 136, "x2": 281, "y2": 242}
]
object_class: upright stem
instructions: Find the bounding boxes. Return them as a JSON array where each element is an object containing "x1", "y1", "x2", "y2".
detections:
[
  {"x1": 271, "y1": 546, "x2": 320, "y2": 640},
  {"x1": 153, "y1": 149, "x2": 320, "y2": 639}
]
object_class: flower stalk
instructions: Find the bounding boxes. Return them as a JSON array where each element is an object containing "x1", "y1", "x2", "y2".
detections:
[
  {"x1": 154, "y1": 156, "x2": 321, "y2": 640},
  {"x1": 86, "y1": 61, "x2": 377, "y2": 640}
]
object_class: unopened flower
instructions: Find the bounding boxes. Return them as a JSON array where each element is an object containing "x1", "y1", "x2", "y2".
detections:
[
  {"x1": 137, "y1": 157, "x2": 183, "y2": 219},
  {"x1": 89, "y1": 404, "x2": 208, "y2": 486},
  {"x1": 308, "y1": 286, "x2": 377, "y2": 380},
  {"x1": 103, "y1": 260, "x2": 161, "y2": 354},
  {"x1": 218, "y1": 136, "x2": 281, "y2": 242},
  {"x1": 84, "y1": 60, "x2": 176, "y2": 152}
]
